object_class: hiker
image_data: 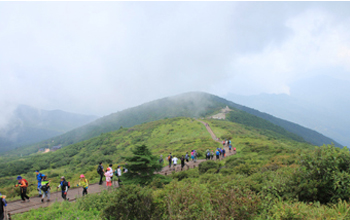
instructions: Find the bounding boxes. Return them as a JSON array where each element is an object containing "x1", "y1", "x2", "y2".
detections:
[
  {"x1": 185, "y1": 152, "x2": 189, "y2": 162},
  {"x1": 14, "y1": 176, "x2": 30, "y2": 203},
  {"x1": 35, "y1": 170, "x2": 45, "y2": 197},
  {"x1": 205, "y1": 149, "x2": 210, "y2": 160},
  {"x1": 172, "y1": 156, "x2": 178, "y2": 168},
  {"x1": 0, "y1": 193, "x2": 7, "y2": 220},
  {"x1": 105, "y1": 168, "x2": 112, "y2": 187},
  {"x1": 191, "y1": 150, "x2": 194, "y2": 161},
  {"x1": 116, "y1": 165, "x2": 122, "y2": 186},
  {"x1": 123, "y1": 164, "x2": 128, "y2": 173},
  {"x1": 108, "y1": 164, "x2": 114, "y2": 185},
  {"x1": 222, "y1": 140, "x2": 225, "y2": 146},
  {"x1": 216, "y1": 149, "x2": 220, "y2": 160},
  {"x1": 210, "y1": 150, "x2": 214, "y2": 160},
  {"x1": 180, "y1": 156, "x2": 185, "y2": 171},
  {"x1": 229, "y1": 140, "x2": 231, "y2": 145},
  {"x1": 57, "y1": 176, "x2": 69, "y2": 201},
  {"x1": 222, "y1": 148, "x2": 226, "y2": 158},
  {"x1": 40, "y1": 175, "x2": 50, "y2": 202},
  {"x1": 194, "y1": 150, "x2": 197, "y2": 163},
  {"x1": 168, "y1": 153, "x2": 173, "y2": 168},
  {"x1": 97, "y1": 162, "x2": 104, "y2": 185},
  {"x1": 77, "y1": 174, "x2": 89, "y2": 196},
  {"x1": 159, "y1": 155, "x2": 164, "y2": 164},
  {"x1": 229, "y1": 144, "x2": 232, "y2": 152}
]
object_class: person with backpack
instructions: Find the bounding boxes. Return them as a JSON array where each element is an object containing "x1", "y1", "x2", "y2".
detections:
[
  {"x1": 193, "y1": 150, "x2": 197, "y2": 163},
  {"x1": 35, "y1": 170, "x2": 45, "y2": 198},
  {"x1": 191, "y1": 150, "x2": 194, "y2": 161},
  {"x1": 229, "y1": 144, "x2": 232, "y2": 152},
  {"x1": 159, "y1": 155, "x2": 164, "y2": 165},
  {"x1": 185, "y1": 152, "x2": 189, "y2": 162},
  {"x1": 0, "y1": 193, "x2": 7, "y2": 220},
  {"x1": 105, "y1": 168, "x2": 112, "y2": 187},
  {"x1": 222, "y1": 148, "x2": 226, "y2": 158},
  {"x1": 216, "y1": 149, "x2": 220, "y2": 160},
  {"x1": 40, "y1": 175, "x2": 50, "y2": 202},
  {"x1": 206, "y1": 149, "x2": 210, "y2": 160},
  {"x1": 15, "y1": 176, "x2": 30, "y2": 203},
  {"x1": 180, "y1": 156, "x2": 185, "y2": 171},
  {"x1": 97, "y1": 162, "x2": 104, "y2": 185},
  {"x1": 168, "y1": 153, "x2": 172, "y2": 168},
  {"x1": 210, "y1": 150, "x2": 214, "y2": 160},
  {"x1": 77, "y1": 174, "x2": 89, "y2": 196},
  {"x1": 123, "y1": 164, "x2": 128, "y2": 173},
  {"x1": 116, "y1": 165, "x2": 122, "y2": 187},
  {"x1": 57, "y1": 176, "x2": 69, "y2": 201}
]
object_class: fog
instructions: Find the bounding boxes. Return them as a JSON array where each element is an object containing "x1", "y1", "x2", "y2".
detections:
[{"x1": 0, "y1": 2, "x2": 349, "y2": 122}]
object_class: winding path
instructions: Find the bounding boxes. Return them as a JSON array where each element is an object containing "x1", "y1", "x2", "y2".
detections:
[{"x1": 5, "y1": 119, "x2": 236, "y2": 218}]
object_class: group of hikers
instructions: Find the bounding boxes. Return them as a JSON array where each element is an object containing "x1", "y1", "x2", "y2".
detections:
[
  {"x1": 159, "y1": 139, "x2": 236, "y2": 171},
  {"x1": 97, "y1": 162, "x2": 128, "y2": 187},
  {"x1": 2, "y1": 162, "x2": 128, "y2": 208}
]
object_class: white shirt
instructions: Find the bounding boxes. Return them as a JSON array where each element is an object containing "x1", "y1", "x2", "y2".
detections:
[
  {"x1": 117, "y1": 168, "x2": 122, "y2": 177},
  {"x1": 108, "y1": 167, "x2": 113, "y2": 176},
  {"x1": 172, "y1": 157, "x2": 178, "y2": 164}
]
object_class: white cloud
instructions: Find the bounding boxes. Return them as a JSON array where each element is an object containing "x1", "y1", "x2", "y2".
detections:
[{"x1": 224, "y1": 7, "x2": 350, "y2": 96}]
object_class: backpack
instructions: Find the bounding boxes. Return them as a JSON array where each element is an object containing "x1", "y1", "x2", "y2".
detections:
[
  {"x1": 207, "y1": 152, "x2": 210, "y2": 156},
  {"x1": 41, "y1": 184, "x2": 48, "y2": 192},
  {"x1": 168, "y1": 155, "x2": 171, "y2": 160},
  {"x1": 67, "y1": 181, "x2": 70, "y2": 189},
  {"x1": 97, "y1": 165, "x2": 102, "y2": 174},
  {"x1": 23, "y1": 179, "x2": 29, "y2": 187}
]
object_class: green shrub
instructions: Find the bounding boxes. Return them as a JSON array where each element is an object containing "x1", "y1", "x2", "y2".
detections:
[
  {"x1": 198, "y1": 160, "x2": 219, "y2": 174},
  {"x1": 100, "y1": 185, "x2": 155, "y2": 220},
  {"x1": 293, "y1": 145, "x2": 350, "y2": 204}
]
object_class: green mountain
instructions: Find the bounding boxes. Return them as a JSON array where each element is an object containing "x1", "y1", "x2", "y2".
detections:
[
  {"x1": 6, "y1": 92, "x2": 340, "y2": 156},
  {"x1": 0, "y1": 105, "x2": 98, "y2": 153}
]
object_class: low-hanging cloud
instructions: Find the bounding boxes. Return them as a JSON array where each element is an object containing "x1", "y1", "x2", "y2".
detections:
[{"x1": 0, "y1": 1, "x2": 349, "y2": 118}]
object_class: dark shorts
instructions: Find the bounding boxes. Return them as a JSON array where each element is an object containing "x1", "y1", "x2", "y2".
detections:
[{"x1": 216, "y1": 155, "x2": 219, "y2": 159}]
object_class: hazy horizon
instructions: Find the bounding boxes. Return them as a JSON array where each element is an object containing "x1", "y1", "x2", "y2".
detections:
[{"x1": 1, "y1": 2, "x2": 349, "y2": 132}]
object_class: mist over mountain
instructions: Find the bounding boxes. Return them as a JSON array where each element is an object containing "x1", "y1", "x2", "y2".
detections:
[
  {"x1": 10, "y1": 92, "x2": 341, "y2": 156},
  {"x1": 0, "y1": 105, "x2": 98, "y2": 152},
  {"x1": 225, "y1": 75, "x2": 349, "y2": 147}
]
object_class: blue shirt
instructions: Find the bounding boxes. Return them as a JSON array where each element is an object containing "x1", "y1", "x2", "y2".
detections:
[{"x1": 36, "y1": 173, "x2": 45, "y2": 182}]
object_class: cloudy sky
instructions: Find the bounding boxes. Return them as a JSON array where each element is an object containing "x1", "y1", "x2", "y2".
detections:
[{"x1": 1, "y1": 2, "x2": 349, "y2": 117}]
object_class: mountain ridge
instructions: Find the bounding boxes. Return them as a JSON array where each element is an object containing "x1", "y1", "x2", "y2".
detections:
[{"x1": 4, "y1": 92, "x2": 341, "y2": 156}]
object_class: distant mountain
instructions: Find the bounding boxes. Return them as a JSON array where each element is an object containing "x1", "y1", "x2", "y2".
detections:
[
  {"x1": 224, "y1": 75, "x2": 349, "y2": 147},
  {"x1": 10, "y1": 92, "x2": 341, "y2": 156},
  {"x1": 0, "y1": 105, "x2": 98, "y2": 152}
]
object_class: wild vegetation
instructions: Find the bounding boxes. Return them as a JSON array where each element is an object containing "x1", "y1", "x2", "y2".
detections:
[
  {"x1": 13, "y1": 142, "x2": 350, "y2": 219},
  {"x1": 2, "y1": 113, "x2": 348, "y2": 219}
]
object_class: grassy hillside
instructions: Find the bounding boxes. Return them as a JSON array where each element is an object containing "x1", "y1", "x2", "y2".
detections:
[
  {"x1": 0, "y1": 117, "x2": 311, "y2": 201},
  {"x1": 13, "y1": 119, "x2": 349, "y2": 220}
]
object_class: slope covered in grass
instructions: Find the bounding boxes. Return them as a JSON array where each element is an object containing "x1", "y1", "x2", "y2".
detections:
[
  {"x1": 0, "y1": 116, "x2": 311, "y2": 201},
  {"x1": 14, "y1": 120, "x2": 350, "y2": 220}
]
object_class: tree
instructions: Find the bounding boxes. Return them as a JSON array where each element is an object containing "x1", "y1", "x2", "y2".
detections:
[{"x1": 121, "y1": 145, "x2": 163, "y2": 186}]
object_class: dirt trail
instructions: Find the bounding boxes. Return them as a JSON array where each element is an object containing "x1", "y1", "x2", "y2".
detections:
[{"x1": 5, "y1": 119, "x2": 235, "y2": 217}]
